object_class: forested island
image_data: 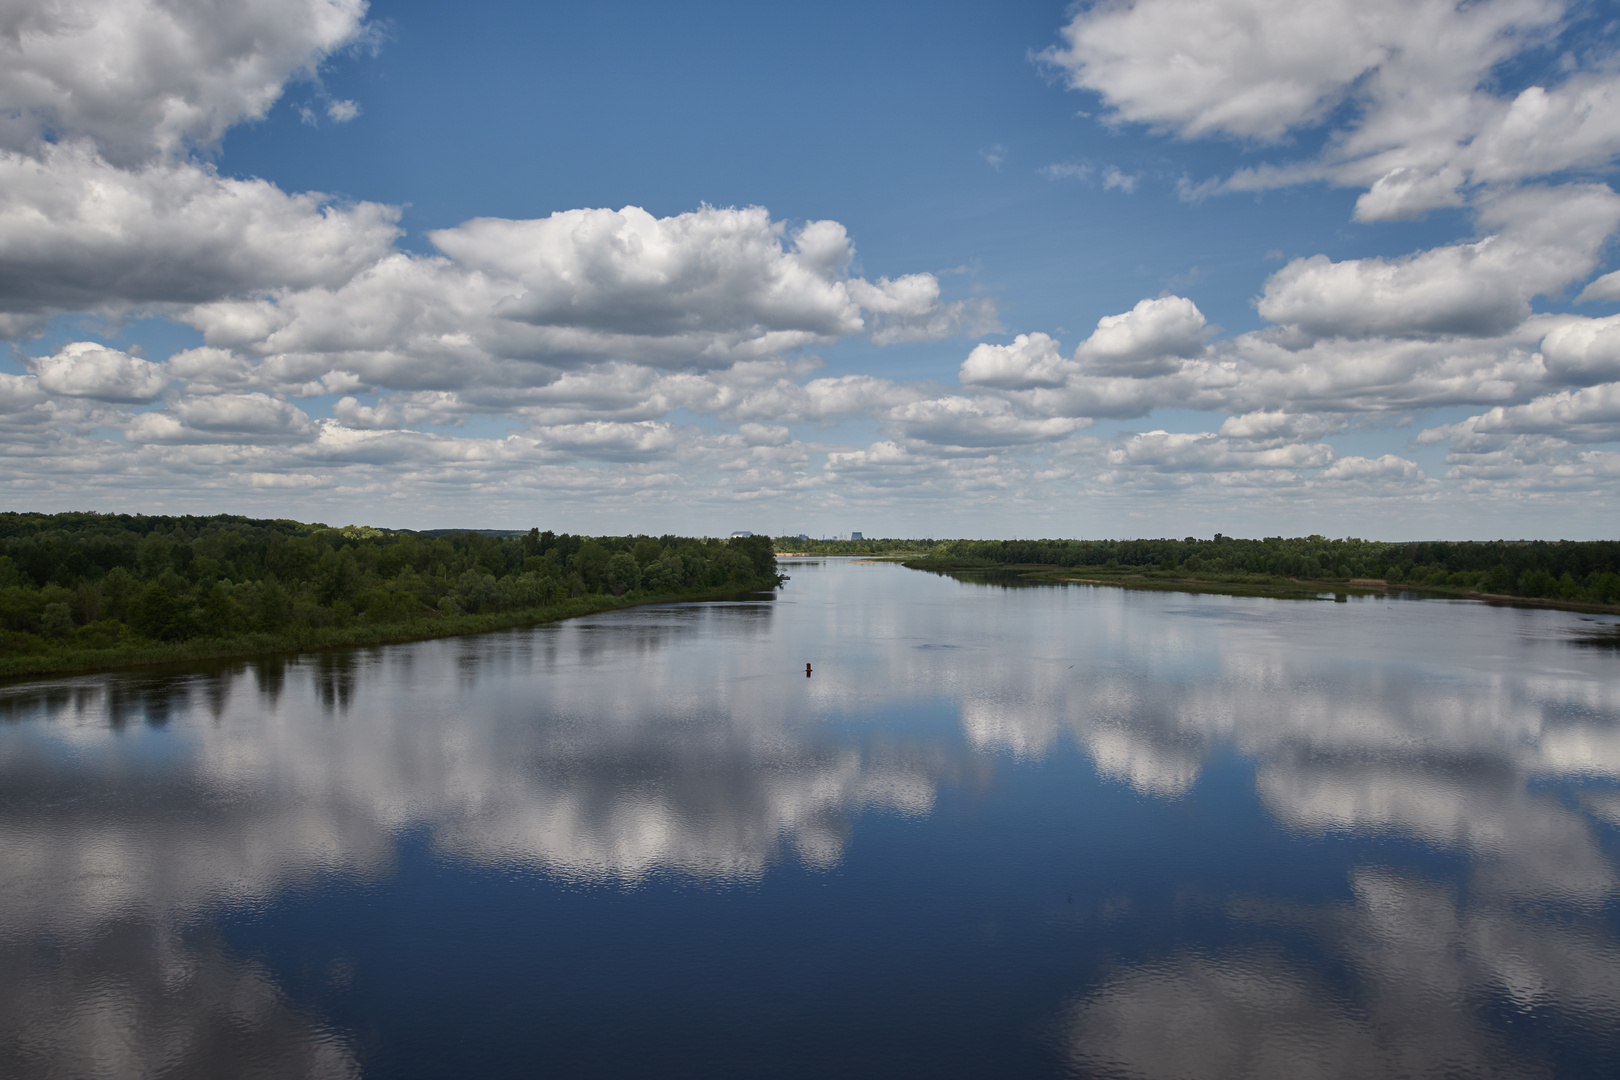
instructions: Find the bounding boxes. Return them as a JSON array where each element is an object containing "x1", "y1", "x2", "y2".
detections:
[
  {"x1": 896, "y1": 535, "x2": 1620, "y2": 610},
  {"x1": 0, "y1": 513, "x2": 783, "y2": 678}
]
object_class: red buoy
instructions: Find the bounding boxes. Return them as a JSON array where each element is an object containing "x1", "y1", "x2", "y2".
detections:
[{"x1": 806, "y1": 662, "x2": 813, "y2": 676}]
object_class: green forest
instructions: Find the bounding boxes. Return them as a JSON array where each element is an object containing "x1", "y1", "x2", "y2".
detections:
[
  {"x1": 902, "y1": 535, "x2": 1620, "y2": 606},
  {"x1": 8, "y1": 517, "x2": 1618, "y2": 679},
  {"x1": 773, "y1": 536, "x2": 944, "y2": 556},
  {"x1": 0, "y1": 512, "x2": 784, "y2": 678}
]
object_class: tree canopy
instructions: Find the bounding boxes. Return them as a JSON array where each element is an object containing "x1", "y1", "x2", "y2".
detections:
[{"x1": 0, "y1": 513, "x2": 783, "y2": 674}]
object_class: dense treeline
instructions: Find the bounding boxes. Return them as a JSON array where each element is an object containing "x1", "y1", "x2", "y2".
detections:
[
  {"x1": 0, "y1": 512, "x2": 783, "y2": 673},
  {"x1": 773, "y1": 537, "x2": 944, "y2": 556},
  {"x1": 908, "y1": 535, "x2": 1620, "y2": 606}
]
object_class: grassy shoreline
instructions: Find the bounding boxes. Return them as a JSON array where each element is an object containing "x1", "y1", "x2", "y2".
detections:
[
  {"x1": 903, "y1": 560, "x2": 1620, "y2": 616},
  {"x1": 0, "y1": 584, "x2": 771, "y2": 682}
]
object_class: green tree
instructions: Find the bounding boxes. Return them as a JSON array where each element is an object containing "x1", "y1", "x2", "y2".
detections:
[
  {"x1": 573, "y1": 541, "x2": 611, "y2": 592},
  {"x1": 605, "y1": 552, "x2": 642, "y2": 595},
  {"x1": 130, "y1": 580, "x2": 192, "y2": 640},
  {"x1": 252, "y1": 577, "x2": 292, "y2": 633},
  {"x1": 202, "y1": 581, "x2": 241, "y2": 636},
  {"x1": 40, "y1": 602, "x2": 75, "y2": 638},
  {"x1": 100, "y1": 566, "x2": 134, "y2": 621},
  {"x1": 632, "y1": 539, "x2": 662, "y2": 566},
  {"x1": 136, "y1": 532, "x2": 175, "y2": 578}
]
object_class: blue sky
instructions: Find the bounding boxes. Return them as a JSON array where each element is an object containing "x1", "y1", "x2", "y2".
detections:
[{"x1": 4, "y1": 0, "x2": 1620, "y2": 538}]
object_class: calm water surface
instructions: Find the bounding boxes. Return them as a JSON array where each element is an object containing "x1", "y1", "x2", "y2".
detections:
[{"x1": 3, "y1": 558, "x2": 1620, "y2": 1078}]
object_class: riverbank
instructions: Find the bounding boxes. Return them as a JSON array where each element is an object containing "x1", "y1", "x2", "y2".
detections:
[
  {"x1": 0, "y1": 584, "x2": 772, "y2": 682},
  {"x1": 902, "y1": 559, "x2": 1620, "y2": 616}
]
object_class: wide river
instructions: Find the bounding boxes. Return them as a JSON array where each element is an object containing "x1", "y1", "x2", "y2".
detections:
[{"x1": 3, "y1": 557, "x2": 1620, "y2": 1078}]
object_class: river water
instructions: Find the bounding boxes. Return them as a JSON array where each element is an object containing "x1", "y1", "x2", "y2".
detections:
[{"x1": 2, "y1": 557, "x2": 1619, "y2": 1078}]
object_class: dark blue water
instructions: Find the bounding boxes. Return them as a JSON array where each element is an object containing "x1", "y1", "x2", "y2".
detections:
[{"x1": 3, "y1": 558, "x2": 1620, "y2": 1078}]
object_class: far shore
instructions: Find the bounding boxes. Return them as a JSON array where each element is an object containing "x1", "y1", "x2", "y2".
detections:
[{"x1": 904, "y1": 560, "x2": 1620, "y2": 618}]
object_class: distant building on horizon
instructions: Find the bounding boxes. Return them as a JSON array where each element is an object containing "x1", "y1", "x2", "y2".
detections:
[
  {"x1": 850, "y1": 531, "x2": 863, "y2": 541},
  {"x1": 729, "y1": 530, "x2": 753, "y2": 538}
]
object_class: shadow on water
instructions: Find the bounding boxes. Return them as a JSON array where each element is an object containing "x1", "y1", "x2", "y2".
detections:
[
  {"x1": 312, "y1": 652, "x2": 359, "y2": 715},
  {"x1": 250, "y1": 654, "x2": 287, "y2": 708},
  {"x1": 197, "y1": 668, "x2": 235, "y2": 720},
  {"x1": 567, "y1": 592, "x2": 777, "y2": 667},
  {"x1": 105, "y1": 674, "x2": 194, "y2": 728},
  {"x1": 1566, "y1": 617, "x2": 1620, "y2": 649},
  {"x1": 0, "y1": 685, "x2": 74, "y2": 726},
  {"x1": 921, "y1": 567, "x2": 1059, "y2": 590},
  {"x1": 429, "y1": 589, "x2": 780, "y2": 676}
]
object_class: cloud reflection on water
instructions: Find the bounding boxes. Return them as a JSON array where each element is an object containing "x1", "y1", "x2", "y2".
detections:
[
  {"x1": 0, "y1": 565, "x2": 1617, "y2": 1076},
  {"x1": 0, "y1": 922, "x2": 360, "y2": 1080},
  {"x1": 927, "y1": 581, "x2": 1620, "y2": 1077},
  {"x1": 0, "y1": 597, "x2": 962, "y2": 1075},
  {"x1": 1067, "y1": 866, "x2": 1620, "y2": 1080}
]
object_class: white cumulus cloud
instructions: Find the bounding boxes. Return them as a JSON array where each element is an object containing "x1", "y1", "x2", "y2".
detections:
[
  {"x1": 0, "y1": 0, "x2": 371, "y2": 163},
  {"x1": 960, "y1": 332, "x2": 1071, "y2": 390},
  {"x1": 1042, "y1": 0, "x2": 1555, "y2": 143},
  {"x1": 887, "y1": 395, "x2": 1085, "y2": 448},
  {"x1": 169, "y1": 206, "x2": 991, "y2": 392},
  {"x1": 30, "y1": 341, "x2": 169, "y2": 402},
  {"x1": 124, "y1": 393, "x2": 313, "y2": 444},
  {"x1": 0, "y1": 143, "x2": 400, "y2": 326},
  {"x1": 1077, "y1": 296, "x2": 1209, "y2": 376},
  {"x1": 1317, "y1": 454, "x2": 1427, "y2": 483},
  {"x1": 1540, "y1": 315, "x2": 1620, "y2": 385},
  {"x1": 1257, "y1": 186, "x2": 1620, "y2": 341}
]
